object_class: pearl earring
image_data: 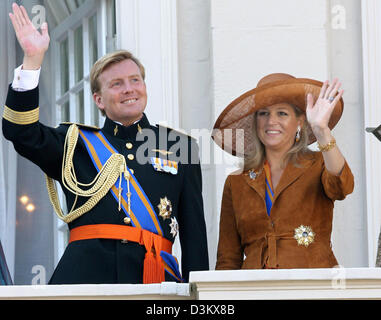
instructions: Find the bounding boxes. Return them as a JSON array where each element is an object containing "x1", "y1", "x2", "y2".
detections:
[{"x1": 295, "y1": 126, "x2": 301, "y2": 142}]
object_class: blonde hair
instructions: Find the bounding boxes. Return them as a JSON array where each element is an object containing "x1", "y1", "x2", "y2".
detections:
[
  {"x1": 90, "y1": 50, "x2": 146, "y2": 95},
  {"x1": 243, "y1": 104, "x2": 313, "y2": 171}
]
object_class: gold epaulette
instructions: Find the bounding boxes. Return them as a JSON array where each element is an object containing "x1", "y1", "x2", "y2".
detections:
[
  {"x1": 156, "y1": 124, "x2": 196, "y2": 140},
  {"x1": 2, "y1": 105, "x2": 39, "y2": 125},
  {"x1": 58, "y1": 122, "x2": 101, "y2": 130}
]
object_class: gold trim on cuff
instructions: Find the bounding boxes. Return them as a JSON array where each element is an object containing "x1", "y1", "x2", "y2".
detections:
[{"x1": 3, "y1": 105, "x2": 39, "y2": 125}]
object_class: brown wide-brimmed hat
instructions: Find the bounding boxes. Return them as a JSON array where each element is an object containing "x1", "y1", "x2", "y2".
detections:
[{"x1": 212, "y1": 73, "x2": 344, "y2": 157}]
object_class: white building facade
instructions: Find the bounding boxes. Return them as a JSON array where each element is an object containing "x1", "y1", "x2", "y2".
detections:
[{"x1": 0, "y1": 0, "x2": 380, "y2": 285}]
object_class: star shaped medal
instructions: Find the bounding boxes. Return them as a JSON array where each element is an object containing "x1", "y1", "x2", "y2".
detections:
[
  {"x1": 157, "y1": 197, "x2": 172, "y2": 220},
  {"x1": 169, "y1": 217, "x2": 179, "y2": 238}
]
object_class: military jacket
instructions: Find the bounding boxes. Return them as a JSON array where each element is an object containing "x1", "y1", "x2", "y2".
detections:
[{"x1": 2, "y1": 85, "x2": 209, "y2": 284}]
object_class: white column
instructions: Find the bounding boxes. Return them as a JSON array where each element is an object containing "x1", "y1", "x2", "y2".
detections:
[
  {"x1": 361, "y1": 0, "x2": 381, "y2": 267},
  {"x1": 327, "y1": 0, "x2": 368, "y2": 268},
  {"x1": 177, "y1": 0, "x2": 216, "y2": 269},
  {"x1": 115, "y1": 0, "x2": 179, "y2": 128},
  {"x1": 0, "y1": 0, "x2": 18, "y2": 279}
]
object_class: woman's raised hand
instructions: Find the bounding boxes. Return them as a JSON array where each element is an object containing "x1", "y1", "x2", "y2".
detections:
[
  {"x1": 306, "y1": 78, "x2": 344, "y2": 138},
  {"x1": 9, "y1": 3, "x2": 50, "y2": 70}
]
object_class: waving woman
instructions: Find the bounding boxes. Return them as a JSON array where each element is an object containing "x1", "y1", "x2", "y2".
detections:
[{"x1": 213, "y1": 73, "x2": 354, "y2": 269}]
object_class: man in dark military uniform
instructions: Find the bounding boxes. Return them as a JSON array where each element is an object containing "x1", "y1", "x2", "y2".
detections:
[{"x1": 2, "y1": 3, "x2": 208, "y2": 284}]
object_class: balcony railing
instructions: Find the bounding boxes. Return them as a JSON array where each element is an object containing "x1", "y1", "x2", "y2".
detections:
[
  {"x1": 1, "y1": 268, "x2": 381, "y2": 300},
  {"x1": 190, "y1": 268, "x2": 381, "y2": 300}
]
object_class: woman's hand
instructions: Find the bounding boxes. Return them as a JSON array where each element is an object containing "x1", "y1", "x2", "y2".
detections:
[
  {"x1": 9, "y1": 3, "x2": 50, "y2": 70},
  {"x1": 306, "y1": 78, "x2": 344, "y2": 139},
  {"x1": 306, "y1": 78, "x2": 345, "y2": 175}
]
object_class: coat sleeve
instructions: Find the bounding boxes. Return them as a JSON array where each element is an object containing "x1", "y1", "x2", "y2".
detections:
[
  {"x1": 177, "y1": 139, "x2": 209, "y2": 282},
  {"x1": 321, "y1": 159, "x2": 354, "y2": 201},
  {"x1": 2, "y1": 85, "x2": 66, "y2": 181},
  {"x1": 215, "y1": 176, "x2": 243, "y2": 270}
]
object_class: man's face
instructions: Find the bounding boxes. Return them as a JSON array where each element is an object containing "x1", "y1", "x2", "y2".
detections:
[{"x1": 94, "y1": 59, "x2": 147, "y2": 126}]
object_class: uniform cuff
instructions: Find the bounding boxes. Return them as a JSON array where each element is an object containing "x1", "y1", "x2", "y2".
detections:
[
  {"x1": 3, "y1": 84, "x2": 39, "y2": 125},
  {"x1": 12, "y1": 65, "x2": 41, "y2": 92}
]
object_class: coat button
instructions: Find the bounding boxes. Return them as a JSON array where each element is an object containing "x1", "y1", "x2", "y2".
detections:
[
  {"x1": 130, "y1": 169, "x2": 134, "y2": 175},
  {"x1": 126, "y1": 142, "x2": 133, "y2": 149},
  {"x1": 123, "y1": 217, "x2": 131, "y2": 225},
  {"x1": 121, "y1": 239, "x2": 129, "y2": 244},
  {"x1": 127, "y1": 154, "x2": 134, "y2": 160}
]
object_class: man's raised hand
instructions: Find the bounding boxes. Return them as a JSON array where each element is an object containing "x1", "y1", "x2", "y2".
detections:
[{"x1": 9, "y1": 3, "x2": 50, "y2": 70}]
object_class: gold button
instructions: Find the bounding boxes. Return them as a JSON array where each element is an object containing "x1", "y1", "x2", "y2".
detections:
[
  {"x1": 124, "y1": 217, "x2": 131, "y2": 225},
  {"x1": 130, "y1": 169, "x2": 134, "y2": 175},
  {"x1": 126, "y1": 142, "x2": 133, "y2": 149},
  {"x1": 121, "y1": 239, "x2": 129, "y2": 244},
  {"x1": 127, "y1": 154, "x2": 134, "y2": 161}
]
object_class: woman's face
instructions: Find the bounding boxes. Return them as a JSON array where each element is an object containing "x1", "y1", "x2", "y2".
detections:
[{"x1": 256, "y1": 103, "x2": 304, "y2": 153}]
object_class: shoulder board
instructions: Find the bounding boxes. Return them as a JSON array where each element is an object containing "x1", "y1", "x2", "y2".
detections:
[
  {"x1": 156, "y1": 124, "x2": 196, "y2": 140},
  {"x1": 58, "y1": 122, "x2": 101, "y2": 131}
]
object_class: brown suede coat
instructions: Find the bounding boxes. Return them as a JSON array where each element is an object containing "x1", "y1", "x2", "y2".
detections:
[{"x1": 216, "y1": 152, "x2": 354, "y2": 270}]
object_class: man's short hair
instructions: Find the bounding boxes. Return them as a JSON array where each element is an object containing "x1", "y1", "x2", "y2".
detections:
[{"x1": 90, "y1": 50, "x2": 146, "y2": 94}]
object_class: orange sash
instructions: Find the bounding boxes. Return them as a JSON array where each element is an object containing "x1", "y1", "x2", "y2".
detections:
[{"x1": 69, "y1": 224, "x2": 174, "y2": 283}]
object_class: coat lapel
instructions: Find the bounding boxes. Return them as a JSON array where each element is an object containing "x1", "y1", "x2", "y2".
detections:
[
  {"x1": 273, "y1": 155, "x2": 316, "y2": 201},
  {"x1": 243, "y1": 153, "x2": 316, "y2": 202},
  {"x1": 243, "y1": 169, "x2": 266, "y2": 202}
]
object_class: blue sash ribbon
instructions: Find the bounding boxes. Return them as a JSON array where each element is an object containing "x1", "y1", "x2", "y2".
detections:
[{"x1": 264, "y1": 161, "x2": 274, "y2": 216}]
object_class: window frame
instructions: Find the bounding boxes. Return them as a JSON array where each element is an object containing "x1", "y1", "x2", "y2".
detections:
[{"x1": 49, "y1": 0, "x2": 114, "y2": 265}]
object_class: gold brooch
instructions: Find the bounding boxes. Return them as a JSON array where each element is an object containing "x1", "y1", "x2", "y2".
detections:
[
  {"x1": 294, "y1": 225, "x2": 315, "y2": 247},
  {"x1": 158, "y1": 197, "x2": 172, "y2": 220}
]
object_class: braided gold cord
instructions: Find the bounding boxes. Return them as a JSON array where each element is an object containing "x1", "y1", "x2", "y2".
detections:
[
  {"x1": 62, "y1": 125, "x2": 124, "y2": 196},
  {"x1": 46, "y1": 124, "x2": 128, "y2": 223}
]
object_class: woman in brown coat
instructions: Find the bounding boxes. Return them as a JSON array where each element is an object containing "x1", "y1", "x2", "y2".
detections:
[{"x1": 212, "y1": 73, "x2": 354, "y2": 269}]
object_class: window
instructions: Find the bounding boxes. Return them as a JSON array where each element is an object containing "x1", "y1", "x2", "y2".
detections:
[
  {"x1": 48, "y1": 0, "x2": 116, "y2": 265},
  {"x1": 51, "y1": 1, "x2": 116, "y2": 127}
]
